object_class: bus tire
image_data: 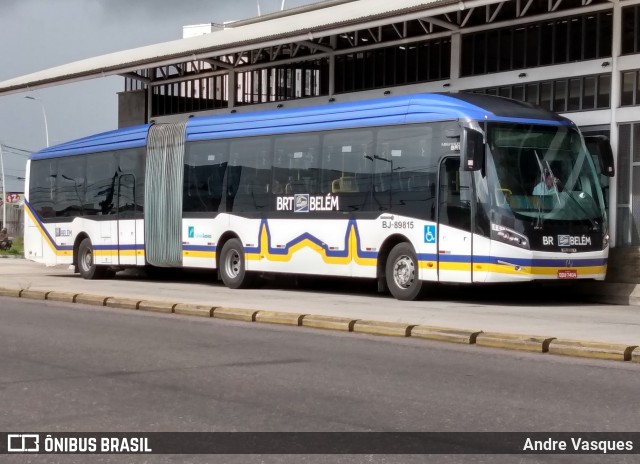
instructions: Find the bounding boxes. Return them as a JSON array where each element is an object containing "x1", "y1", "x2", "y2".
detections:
[
  {"x1": 219, "y1": 238, "x2": 253, "y2": 289},
  {"x1": 385, "y1": 242, "x2": 425, "y2": 301},
  {"x1": 77, "y1": 238, "x2": 108, "y2": 280}
]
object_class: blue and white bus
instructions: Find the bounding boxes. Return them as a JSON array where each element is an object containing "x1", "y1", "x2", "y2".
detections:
[{"x1": 24, "y1": 93, "x2": 614, "y2": 300}]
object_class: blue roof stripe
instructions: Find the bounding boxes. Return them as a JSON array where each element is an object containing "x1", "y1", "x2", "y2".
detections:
[
  {"x1": 31, "y1": 124, "x2": 151, "y2": 160},
  {"x1": 186, "y1": 93, "x2": 571, "y2": 141},
  {"x1": 30, "y1": 93, "x2": 572, "y2": 160}
]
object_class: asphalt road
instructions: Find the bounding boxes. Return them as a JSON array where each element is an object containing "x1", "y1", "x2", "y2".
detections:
[
  {"x1": 2, "y1": 260, "x2": 640, "y2": 346},
  {"x1": 1, "y1": 297, "x2": 638, "y2": 464}
]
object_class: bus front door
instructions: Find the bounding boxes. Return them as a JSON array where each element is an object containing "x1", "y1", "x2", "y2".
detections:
[
  {"x1": 437, "y1": 157, "x2": 472, "y2": 283},
  {"x1": 117, "y1": 174, "x2": 137, "y2": 266}
]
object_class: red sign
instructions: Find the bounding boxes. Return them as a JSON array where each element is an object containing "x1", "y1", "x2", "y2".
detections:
[
  {"x1": 557, "y1": 269, "x2": 578, "y2": 279},
  {"x1": 6, "y1": 193, "x2": 21, "y2": 204}
]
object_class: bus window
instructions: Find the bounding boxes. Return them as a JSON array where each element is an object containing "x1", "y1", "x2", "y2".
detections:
[
  {"x1": 183, "y1": 140, "x2": 228, "y2": 213},
  {"x1": 375, "y1": 123, "x2": 439, "y2": 218},
  {"x1": 118, "y1": 148, "x2": 145, "y2": 215},
  {"x1": 438, "y1": 157, "x2": 471, "y2": 232},
  {"x1": 85, "y1": 152, "x2": 118, "y2": 216},
  {"x1": 29, "y1": 159, "x2": 57, "y2": 220},
  {"x1": 273, "y1": 133, "x2": 320, "y2": 195},
  {"x1": 321, "y1": 129, "x2": 373, "y2": 211},
  {"x1": 55, "y1": 156, "x2": 86, "y2": 218},
  {"x1": 227, "y1": 137, "x2": 272, "y2": 212}
]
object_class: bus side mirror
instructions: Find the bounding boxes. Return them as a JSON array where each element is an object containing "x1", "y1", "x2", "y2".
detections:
[
  {"x1": 461, "y1": 127, "x2": 484, "y2": 171},
  {"x1": 584, "y1": 135, "x2": 615, "y2": 177}
]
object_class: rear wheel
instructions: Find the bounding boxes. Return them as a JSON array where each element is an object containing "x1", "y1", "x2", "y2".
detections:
[
  {"x1": 77, "y1": 238, "x2": 110, "y2": 280},
  {"x1": 385, "y1": 242, "x2": 425, "y2": 300},
  {"x1": 219, "y1": 238, "x2": 254, "y2": 289}
]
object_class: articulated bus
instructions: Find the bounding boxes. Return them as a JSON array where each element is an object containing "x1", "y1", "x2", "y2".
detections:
[{"x1": 24, "y1": 93, "x2": 614, "y2": 300}]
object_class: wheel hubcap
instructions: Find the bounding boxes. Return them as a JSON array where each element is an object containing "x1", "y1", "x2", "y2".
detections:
[
  {"x1": 82, "y1": 249, "x2": 93, "y2": 272},
  {"x1": 393, "y1": 255, "x2": 415, "y2": 289},
  {"x1": 225, "y1": 249, "x2": 241, "y2": 278}
]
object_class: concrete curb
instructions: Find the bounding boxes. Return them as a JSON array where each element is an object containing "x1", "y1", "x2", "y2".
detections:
[
  {"x1": 106, "y1": 297, "x2": 142, "y2": 310},
  {"x1": 74, "y1": 294, "x2": 110, "y2": 306},
  {"x1": 411, "y1": 325, "x2": 482, "y2": 344},
  {"x1": 139, "y1": 300, "x2": 175, "y2": 314},
  {"x1": 476, "y1": 333, "x2": 555, "y2": 353},
  {"x1": 19, "y1": 289, "x2": 49, "y2": 300},
  {"x1": 47, "y1": 291, "x2": 79, "y2": 303},
  {"x1": 174, "y1": 303, "x2": 215, "y2": 317},
  {"x1": 549, "y1": 339, "x2": 638, "y2": 362},
  {"x1": 255, "y1": 310, "x2": 306, "y2": 326},
  {"x1": 0, "y1": 287, "x2": 21, "y2": 297},
  {"x1": 3, "y1": 289, "x2": 640, "y2": 364},
  {"x1": 353, "y1": 320, "x2": 415, "y2": 337},
  {"x1": 302, "y1": 315, "x2": 357, "y2": 331},
  {"x1": 213, "y1": 307, "x2": 258, "y2": 322}
]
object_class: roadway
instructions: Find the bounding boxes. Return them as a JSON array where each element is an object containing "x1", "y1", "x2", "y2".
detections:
[
  {"x1": 1, "y1": 297, "x2": 639, "y2": 464},
  {"x1": 1, "y1": 259, "x2": 640, "y2": 345}
]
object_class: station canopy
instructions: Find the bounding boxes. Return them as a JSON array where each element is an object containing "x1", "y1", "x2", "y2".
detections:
[{"x1": 0, "y1": 0, "x2": 512, "y2": 96}]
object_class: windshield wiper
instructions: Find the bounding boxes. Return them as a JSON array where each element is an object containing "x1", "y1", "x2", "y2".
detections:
[
  {"x1": 559, "y1": 190, "x2": 601, "y2": 231},
  {"x1": 533, "y1": 150, "x2": 546, "y2": 230},
  {"x1": 544, "y1": 160, "x2": 600, "y2": 232}
]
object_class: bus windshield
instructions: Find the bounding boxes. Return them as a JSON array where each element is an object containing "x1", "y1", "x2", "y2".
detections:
[{"x1": 486, "y1": 123, "x2": 606, "y2": 226}]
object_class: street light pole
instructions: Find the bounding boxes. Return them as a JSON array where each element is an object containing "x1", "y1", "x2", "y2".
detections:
[
  {"x1": 0, "y1": 143, "x2": 5, "y2": 229},
  {"x1": 25, "y1": 96, "x2": 50, "y2": 148}
]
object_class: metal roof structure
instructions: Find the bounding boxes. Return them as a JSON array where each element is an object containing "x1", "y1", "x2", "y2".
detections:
[{"x1": 0, "y1": 0, "x2": 507, "y2": 96}]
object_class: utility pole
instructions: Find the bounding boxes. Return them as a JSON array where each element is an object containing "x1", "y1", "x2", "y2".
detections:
[
  {"x1": 25, "y1": 96, "x2": 50, "y2": 148},
  {"x1": 258, "y1": 0, "x2": 287, "y2": 16},
  {"x1": 0, "y1": 143, "x2": 5, "y2": 229}
]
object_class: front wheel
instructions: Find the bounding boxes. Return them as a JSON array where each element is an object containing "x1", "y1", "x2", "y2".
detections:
[
  {"x1": 219, "y1": 238, "x2": 254, "y2": 289},
  {"x1": 385, "y1": 242, "x2": 425, "y2": 300},
  {"x1": 77, "y1": 238, "x2": 110, "y2": 280}
]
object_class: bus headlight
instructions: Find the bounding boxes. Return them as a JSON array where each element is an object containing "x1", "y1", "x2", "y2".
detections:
[
  {"x1": 491, "y1": 224, "x2": 530, "y2": 249},
  {"x1": 603, "y1": 231, "x2": 610, "y2": 248}
]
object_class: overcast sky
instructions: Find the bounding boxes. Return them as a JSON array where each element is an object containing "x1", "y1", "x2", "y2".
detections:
[{"x1": 0, "y1": 0, "x2": 320, "y2": 191}]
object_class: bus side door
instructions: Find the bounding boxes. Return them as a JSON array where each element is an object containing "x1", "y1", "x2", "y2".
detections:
[
  {"x1": 117, "y1": 174, "x2": 137, "y2": 266},
  {"x1": 437, "y1": 157, "x2": 472, "y2": 283}
]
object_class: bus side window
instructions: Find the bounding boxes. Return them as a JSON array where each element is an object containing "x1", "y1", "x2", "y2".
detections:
[
  {"x1": 29, "y1": 159, "x2": 57, "y2": 219},
  {"x1": 56, "y1": 156, "x2": 86, "y2": 218},
  {"x1": 320, "y1": 129, "x2": 373, "y2": 212},
  {"x1": 183, "y1": 140, "x2": 228, "y2": 213},
  {"x1": 227, "y1": 137, "x2": 272, "y2": 212},
  {"x1": 375, "y1": 123, "x2": 439, "y2": 219},
  {"x1": 439, "y1": 157, "x2": 471, "y2": 232},
  {"x1": 273, "y1": 134, "x2": 320, "y2": 197},
  {"x1": 86, "y1": 152, "x2": 117, "y2": 216}
]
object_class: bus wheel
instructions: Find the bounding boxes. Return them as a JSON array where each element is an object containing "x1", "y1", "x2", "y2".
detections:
[
  {"x1": 77, "y1": 238, "x2": 108, "y2": 280},
  {"x1": 219, "y1": 238, "x2": 253, "y2": 289},
  {"x1": 385, "y1": 242, "x2": 424, "y2": 300}
]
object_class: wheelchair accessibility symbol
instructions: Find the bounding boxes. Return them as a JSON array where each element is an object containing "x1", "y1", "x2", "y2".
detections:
[{"x1": 424, "y1": 225, "x2": 437, "y2": 244}]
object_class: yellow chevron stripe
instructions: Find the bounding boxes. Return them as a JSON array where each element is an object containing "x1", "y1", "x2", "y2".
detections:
[{"x1": 246, "y1": 223, "x2": 376, "y2": 266}]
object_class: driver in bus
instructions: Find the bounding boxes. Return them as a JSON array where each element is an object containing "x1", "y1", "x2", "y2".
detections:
[{"x1": 533, "y1": 170, "x2": 562, "y2": 195}]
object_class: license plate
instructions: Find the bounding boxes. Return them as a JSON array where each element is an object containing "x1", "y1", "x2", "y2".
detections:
[{"x1": 557, "y1": 269, "x2": 578, "y2": 279}]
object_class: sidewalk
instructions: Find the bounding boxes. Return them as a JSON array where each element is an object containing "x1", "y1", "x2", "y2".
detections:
[{"x1": 1, "y1": 260, "x2": 639, "y2": 351}]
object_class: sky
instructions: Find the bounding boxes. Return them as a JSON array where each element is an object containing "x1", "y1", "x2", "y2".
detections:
[{"x1": 0, "y1": 0, "x2": 321, "y2": 191}]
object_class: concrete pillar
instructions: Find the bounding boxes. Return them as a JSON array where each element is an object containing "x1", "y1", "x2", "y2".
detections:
[{"x1": 609, "y1": 1, "x2": 622, "y2": 246}]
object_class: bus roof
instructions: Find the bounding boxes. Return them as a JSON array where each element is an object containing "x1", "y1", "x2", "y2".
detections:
[
  {"x1": 31, "y1": 93, "x2": 571, "y2": 160},
  {"x1": 31, "y1": 123, "x2": 152, "y2": 160}
]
